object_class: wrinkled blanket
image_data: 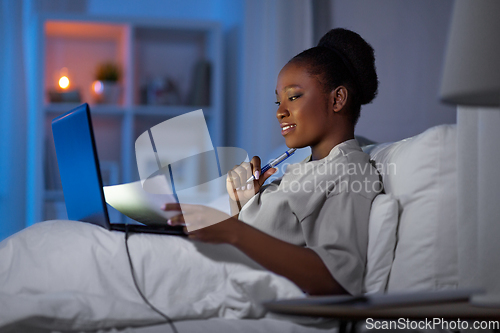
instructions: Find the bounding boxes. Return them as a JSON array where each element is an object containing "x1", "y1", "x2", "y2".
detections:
[{"x1": 0, "y1": 220, "x2": 304, "y2": 331}]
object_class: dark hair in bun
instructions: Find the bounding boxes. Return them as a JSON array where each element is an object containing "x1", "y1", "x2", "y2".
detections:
[{"x1": 290, "y1": 28, "x2": 378, "y2": 125}]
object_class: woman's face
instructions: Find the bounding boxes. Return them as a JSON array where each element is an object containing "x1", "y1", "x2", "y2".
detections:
[{"x1": 275, "y1": 62, "x2": 334, "y2": 151}]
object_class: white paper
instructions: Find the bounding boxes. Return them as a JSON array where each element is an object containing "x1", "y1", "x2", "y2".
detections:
[{"x1": 103, "y1": 178, "x2": 180, "y2": 225}]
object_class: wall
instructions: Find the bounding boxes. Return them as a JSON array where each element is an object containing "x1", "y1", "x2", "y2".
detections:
[
  {"x1": 331, "y1": 0, "x2": 456, "y2": 143},
  {"x1": 236, "y1": 0, "x2": 313, "y2": 159}
]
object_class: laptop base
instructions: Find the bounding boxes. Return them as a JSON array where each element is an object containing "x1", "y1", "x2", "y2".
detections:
[{"x1": 110, "y1": 223, "x2": 187, "y2": 236}]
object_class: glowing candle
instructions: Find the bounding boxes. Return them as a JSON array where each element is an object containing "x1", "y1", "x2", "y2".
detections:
[
  {"x1": 56, "y1": 67, "x2": 70, "y2": 90},
  {"x1": 59, "y1": 76, "x2": 70, "y2": 89}
]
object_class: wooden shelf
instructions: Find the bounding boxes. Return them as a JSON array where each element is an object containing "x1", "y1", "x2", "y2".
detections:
[
  {"x1": 45, "y1": 21, "x2": 126, "y2": 40},
  {"x1": 26, "y1": 14, "x2": 223, "y2": 225}
]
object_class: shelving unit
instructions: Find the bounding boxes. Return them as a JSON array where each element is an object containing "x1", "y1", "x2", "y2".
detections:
[{"x1": 26, "y1": 14, "x2": 223, "y2": 225}]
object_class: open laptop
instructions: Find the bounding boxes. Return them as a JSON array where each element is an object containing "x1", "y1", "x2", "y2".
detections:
[{"x1": 51, "y1": 103, "x2": 185, "y2": 236}]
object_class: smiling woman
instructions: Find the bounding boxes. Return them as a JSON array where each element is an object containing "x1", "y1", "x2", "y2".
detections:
[
  {"x1": 165, "y1": 28, "x2": 383, "y2": 296},
  {"x1": 0, "y1": 26, "x2": 384, "y2": 332}
]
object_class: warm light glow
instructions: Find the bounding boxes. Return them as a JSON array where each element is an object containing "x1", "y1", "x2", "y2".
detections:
[
  {"x1": 92, "y1": 80, "x2": 104, "y2": 94},
  {"x1": 59, "y1": 76, "x2": 70, "y2": 89}
]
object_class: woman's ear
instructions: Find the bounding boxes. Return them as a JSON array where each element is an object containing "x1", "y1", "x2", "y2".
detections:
[{"x1": 330, "y1": 86, "x2": 348, "y2": 112}]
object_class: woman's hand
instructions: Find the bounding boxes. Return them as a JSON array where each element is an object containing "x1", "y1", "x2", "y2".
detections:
[
  {"x1": 226, "y1": 156, "x2": 276, "y2": 210},
  {"x1": 162, "y1": 203, "x2": 244, "y2": 244}
]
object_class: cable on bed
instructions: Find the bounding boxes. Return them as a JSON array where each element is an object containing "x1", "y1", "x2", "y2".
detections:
[{"x1": 125, "y1": 225, "x2": 179, "y2": 333}]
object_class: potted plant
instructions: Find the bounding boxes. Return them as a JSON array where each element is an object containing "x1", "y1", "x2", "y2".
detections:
[{"x1": 92, "y1": 62, "x2": 122, "y2": 104}]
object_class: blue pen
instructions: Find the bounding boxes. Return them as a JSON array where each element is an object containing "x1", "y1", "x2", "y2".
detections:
[{"x1": 246, "y1": 148, "x2": 297, "y2": 183}]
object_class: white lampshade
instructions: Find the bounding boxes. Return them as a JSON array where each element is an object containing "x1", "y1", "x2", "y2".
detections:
[{"x1": 440, "y1": 0, "x2": 500, "y2": 106}]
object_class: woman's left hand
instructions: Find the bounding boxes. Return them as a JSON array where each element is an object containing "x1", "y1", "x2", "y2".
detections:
[{"x1": 162, "y1": 203, "x2": 242, "y2": 244}]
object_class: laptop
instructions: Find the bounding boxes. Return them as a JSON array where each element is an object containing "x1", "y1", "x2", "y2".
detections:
[{"x1": 51, "y1": 103, "x2": 185, "y2": 236}]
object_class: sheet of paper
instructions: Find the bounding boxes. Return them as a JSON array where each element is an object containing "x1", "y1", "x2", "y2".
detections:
[{"x1": 103, "y1": 178, "x2": 180, "y2": 225}]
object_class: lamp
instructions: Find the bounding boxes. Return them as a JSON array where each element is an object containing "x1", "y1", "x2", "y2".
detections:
[
  {"x1": 440, "y1": 0, "x2": 500, "y2": 106},
  {"x1": 440, "y1": 0, "x2": 500, "y2": 307}
]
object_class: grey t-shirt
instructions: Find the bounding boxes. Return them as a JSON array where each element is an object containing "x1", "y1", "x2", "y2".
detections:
[{"x1": 238, "y1": 139, "x2": 382, "y2": 295}]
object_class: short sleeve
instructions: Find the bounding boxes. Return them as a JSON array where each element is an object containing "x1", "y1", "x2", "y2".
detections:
[{"x1": 301, "y1": 191, "x2": 371, "y2": 295}]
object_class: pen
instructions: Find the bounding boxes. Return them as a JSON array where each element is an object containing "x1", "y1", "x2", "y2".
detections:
[{"x1": 246, "y1": 148, "x2": 297, "y2": 183}]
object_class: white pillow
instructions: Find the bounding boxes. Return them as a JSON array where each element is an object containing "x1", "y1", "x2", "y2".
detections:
[
  {"x1": 363, "y1": 194, "x2": 399, "y2": 294},
  {"x1": 369, "y1": 125, "x2": 458, "y2": 291}
]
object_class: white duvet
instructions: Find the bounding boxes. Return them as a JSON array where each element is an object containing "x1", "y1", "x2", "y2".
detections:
[{"x1": 0, "y1": 220, "x2": 304, "y2": 331}]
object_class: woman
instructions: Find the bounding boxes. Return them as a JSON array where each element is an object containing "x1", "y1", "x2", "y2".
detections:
[{"x1": 164, "y1": 28, "x2": 382, "y2": 296}]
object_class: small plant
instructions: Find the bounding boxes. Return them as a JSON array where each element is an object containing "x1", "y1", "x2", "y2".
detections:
[{"x1": 95, "y1": 62, "x2": 121, "y2": 82}]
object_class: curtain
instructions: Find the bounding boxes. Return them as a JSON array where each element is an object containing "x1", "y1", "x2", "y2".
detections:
[
  {"x1": 457, "y1": 107, "x2": 500, "y2": 302},
  {"x1": 0, "y1": 0, "x2": 29, "y2": 240},
  {"x1": 237, "y1": 0, "x2": 314, "y2": 160}
]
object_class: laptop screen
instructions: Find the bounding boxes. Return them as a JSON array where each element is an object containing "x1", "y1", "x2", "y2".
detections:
[{"x1": 51, "y1": 103, "x2": 110, "y2": 228}]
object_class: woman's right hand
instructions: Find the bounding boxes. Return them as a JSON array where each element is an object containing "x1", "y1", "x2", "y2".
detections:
[{"x1": 226, "y1": 156, "x2": 276, "y2": 208}]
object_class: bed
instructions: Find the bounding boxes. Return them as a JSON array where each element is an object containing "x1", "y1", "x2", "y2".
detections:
[{"x1": 0, "y1": 124, "x2": 459, "y2": 332}]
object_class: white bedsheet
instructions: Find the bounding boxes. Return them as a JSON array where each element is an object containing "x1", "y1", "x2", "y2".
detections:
[
  {"x1": 0, "y1": 318, "x2": 339, "y2": 333},
  {"x1": 96, "y1": 318, "x2": 339, "y2": 333},
  {"x1": 0, "y1": 220, "x2": 306, "y2": 331}
]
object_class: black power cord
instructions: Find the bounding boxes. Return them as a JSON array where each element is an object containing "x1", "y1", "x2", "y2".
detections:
[{"x1": 124, "y1": 226, "x2": 179, "y2": 333}]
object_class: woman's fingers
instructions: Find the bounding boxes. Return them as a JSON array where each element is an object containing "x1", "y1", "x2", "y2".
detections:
[
  {"x1": 162, "y1": 203, "x2": 185, "y2": 226},
  {"x1": 163, "y1": 203, "x2": 182, "y2": 211},
  {"x1": 165, "y1": 204, "x2": 232, "y2": 232},
  {"x1": 226, "y1": 171, "x2": 240, "y2": 202},
  {"x1": 167, "y1": 213, "x2": 185, "y2": 226},
  {"x1": 163, "y1": 203, "x2": 204, "y2": 214},
  {"x1": 258, "y1": 167, "x2": 277, "y2": 186},
  {"x1": 224, "y1": 157, "x2": 268, "y2": 203},
  {"x1": 250, "y1": 156, "x2": 262, "y2": 181},
  {"x1": 227, "y1": 163, "x2": 252, "y2": 190},
  {"x1": 235, "y1": 162, "x2": 252, "y2": 189},
  {"x1": 163, "y1": 203, "x2": 206, "y2": 227},
  {"x1": 228, "y1": 167, "x2": 242, "y2": 190}
]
